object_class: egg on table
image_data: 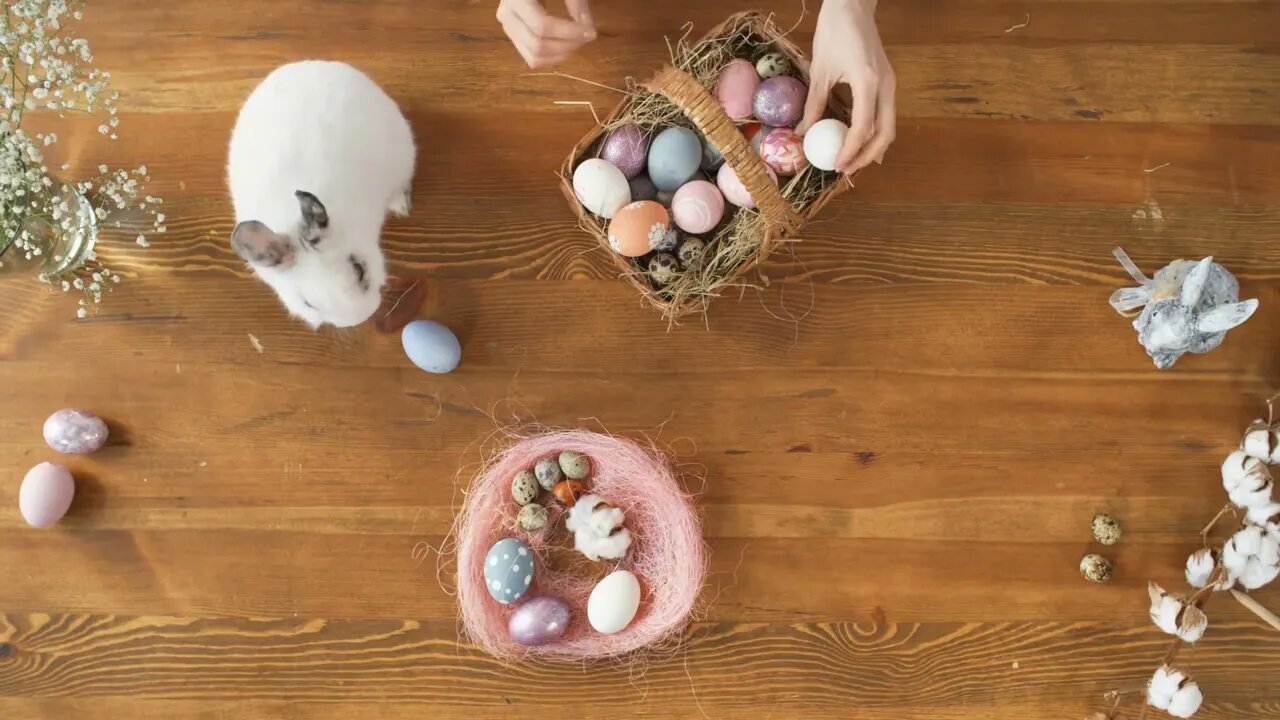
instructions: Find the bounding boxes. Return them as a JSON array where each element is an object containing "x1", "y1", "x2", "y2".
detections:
[
  {"x1": 19, "y1": 461, "x2": 75, "y2": 528},
  {"x1": 572, "y1": 158, "x2": 631, "y2": 219},
  {"x1": 43, "y1": 408, "x2": 108, "y2": 455},
  {"x1": 716, "y1": 161, "x2": 777, "y2": 209},
  {"x1": 401, "y1": 320, "x2": 462, "y2": 374},
  {"x1": 484, "y1": 537, "x2": 535, "y2": 604},
  {"x1": 753, "y1": 75, "x2": 807, "y2": 128},
  {"x1": 607, "y1": 200, "x2": 670, "y2": 257},
  {"x1": 671, "y1": 180, "x2": 725, "y2": 234},
  {"x1": 758, "y1": 128, "x2": 807, "y2": 175},
  {"x1": 600, "y1": 123, "x2": 650, "y2": 179},
  {"x1": 715, "y1": 58, "x2": 759, "y2": 121},
  {"x1": 587, "y1": 569, "x2": 641, "y2": 634},
  {"x1": 802, "y1": 118, "x2": 849, "y2": 172},
  {"x1": 647, "y1": 127, "x2": 703, "y2": 192}
]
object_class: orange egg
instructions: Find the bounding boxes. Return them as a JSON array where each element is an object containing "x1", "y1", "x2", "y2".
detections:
[{"x1": 607, "y1": 201, "x2": 670, "y2": 257}]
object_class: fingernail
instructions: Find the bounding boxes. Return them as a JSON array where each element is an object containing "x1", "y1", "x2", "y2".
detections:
[{"x1": 584, "y1": 28, "x2": 596, "y2": 40}]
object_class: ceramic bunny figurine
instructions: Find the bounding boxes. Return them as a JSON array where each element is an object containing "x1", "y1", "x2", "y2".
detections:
[{"x1": 1110, "y1": 248, "x2": 1258, "y2": 369}]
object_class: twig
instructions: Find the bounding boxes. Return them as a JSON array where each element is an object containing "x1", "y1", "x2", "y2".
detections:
[
  {"x1": 1143, "y1": 162, "x2": 1171, "y2": 173},
  {"x1": 552, "y1": 100, "x2": 601, "y2": 125},
  {"x1": 1231, "y1": 589, "x2": 1280, "y2": 632},
  {"x1": 1201, "y1": 503, "x2": 1236, "y2": 538},
  {"x1": 524, "y1": 70, "x2": 627, "y2": 94},
  {"x1": 1004, "y1": 13, "x2": 1030, "y2": 33}
]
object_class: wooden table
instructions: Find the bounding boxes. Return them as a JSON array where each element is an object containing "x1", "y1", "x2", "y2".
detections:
[{"x1": 2, "y1": 1, "x2": 1278, "y2": 718}]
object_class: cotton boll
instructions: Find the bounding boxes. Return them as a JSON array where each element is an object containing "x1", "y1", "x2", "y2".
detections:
[
  {"x1": 1241, "y1": 420, "x2": 1280, "y2": 463},
  {"x1": 1168, "y1": 682, "x2": 1205, "y2": 719},
  {"x1": 1222, "y1": 450, "x2": 1274, "y2": 508},
  {"x1": 1237, "y1": 561, "x2": 1280, "y2": 590},
  {"x1": 1147, "y1": 666, "x2": 1185, "y2": 711},
  {"x1": 1247, "y1": 502, "x2": 1280, "y2": 531},
  {"x1": 1185, "y1": 548, "x2": 1229, "y2": 590},
  {"x1": 1148, "y1": 583, "x2": 1184, "y2": 635},
  {"x1": 565, "y1": 494, "x2": 632, "y2": 561},
  {"x1": 1223, "y1": 524, "x2": 1280, "y2": 590}
]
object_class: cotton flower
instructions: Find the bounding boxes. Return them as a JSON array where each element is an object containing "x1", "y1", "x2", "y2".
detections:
[
  {"x1": 1222, "y1": 451, "x2": 1274, "y2": 509},
  {"x1": 1247, "y1": 503, "x2": 1280, "y2": 532},
  {"x1": 1147, "y1": 666, "x2": 1204, "y2": 718},
  {"x1": 1147, "y1": 583, "x2": 1208, "y2": 643},
  {"x1": 1222, "y1": 524, "x2": 1280, "y2": 590},
  {"x1": 564, "y1": 494, "x2": 632, "y2": 561},
  {"x1": 1241, "y1": 420, "x2": 1280, "y2": 464},
  {"x1": 1184, "y1": 548, "x2": 1231, "y2": 590}
]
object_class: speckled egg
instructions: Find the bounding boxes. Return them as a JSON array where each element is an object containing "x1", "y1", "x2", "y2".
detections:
[
  {"x1": 511, "y1": 471, "x2": 539, "y2": 505},
  {"x1": 607, "y1": 201, "x2": 670, "y2": 258},
  {"x1": 553, "y1": 479, "x2": 587, "y2": 507},
  {"x1": 484, "y1": 538, "x2": 535, "y2": 604},
  {"x1": 701, "y1": 138, "x2": 724, "y2": 171},
  {"x1": 628, "y1": 174, "x2": 658, "y2": 203},
  {"x1": 716, "y1": 58, "x2": 760, "y2": 121},
  {"x1": 717, "y1": 161, "x2": 777, "y2": 209},
  {"x1": 758, "y1": 128, "x2": 807, "y2": 175},
  {"x1": 654, "y1": 227, "x2": 680, "y2": 252},
  {"x1": 647, "y1": 127, "x2": 703, "y2": 192},
  {"x1": 671, "y1": 180, "x2": 725, "y2": 234},
  {"x1": 517, "y1": 503, "x2": 548, "y2": 531},
  {"x1": 677, "y1": 237, "x2": 707, "y2": 269},
  {"x1": 1092, "y1": 514, "x2": 1122, "y2": 546},
  {"x1": 1080, "y1": 554, "x2": 1113, "y2": 584},
  {"x1": 755, "y1": 52, "x2": 792, "y2": 79},
  {"x1": 648, "y1": 253, "x2": 680, "y2": 285},
  {"x1": 601, "y1": 123, "x2": 650, "y2": 179},
  {"x1": 558, "y1": 451, "x2": 591, "y2": 480},
  {"x1": 753, "y1": 75, "x2": 807, "y2": 128},
  {"x1": 572, "y1": 158, "x2": 631, "y2": 219},
  {"x1": 401, "y1": 320, "x2": 462, "y2": 374},
  {"x1": 43, "y1": 408, "x2": 108, "y2": 455},
  {"x1": 534, "y1": 457, "x2": 563, "y2": 491},
  {"x1": 508, "y1": 596, "x2": 571, "y2": 646},
  {"x1": 19, "y1": 461, "x2": 75, "y2": 528},
  {"x1": 803, "y1": 118, "x2": 849, "y2": 172}
]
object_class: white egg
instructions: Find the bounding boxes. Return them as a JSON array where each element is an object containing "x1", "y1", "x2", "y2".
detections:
[
  {"x1": 573, "y1": 158, "x2": 631, "y2": 219},
  {"x1": 587, "y1": 569, "x2": 641, "y2": 634},
  {"x1": 802, "y1": 118, "x2": 849, "y2": 172}
]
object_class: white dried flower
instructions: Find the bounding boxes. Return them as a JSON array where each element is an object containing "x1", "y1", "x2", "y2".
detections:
[
  {"x1": 564, "y1": 494, "x2": 632, "y2": 561},
  {"x1": 1184, "y1": 548, "x2": 1231, "y2": 590},
  {"x1": 1241, "y1": 419, "x2": 1280, "y2": 464},
  {"x1": 1222, "y1": 450, "x2": 1274, "y2": 509},
  {"x1": 1147, "y1": 666, "x2": 1204, "y2": 718},
  {"x1": 1222, "y1": 524, "x2": 1280, "y2": 590},
  {"x1": 1147, "y1": 582, "x2": 1207, "y2": 643}
]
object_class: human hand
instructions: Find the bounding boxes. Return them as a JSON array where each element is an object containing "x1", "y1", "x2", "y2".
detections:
[
  {"x1": 799, "y1": 0, "x2": 895, "y2": 174},
  {"x1": 497, "y1": 0, "x2": 596, "y2": 69}
]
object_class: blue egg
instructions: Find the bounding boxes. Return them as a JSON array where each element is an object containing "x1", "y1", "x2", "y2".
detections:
[
  {"x1": 647, "y1": 127, "x2": 703, "y2": 192},
  {"x1": 401, "y1": 320, "x2": 461, "y2": 374},
  {"x1": 484, "y1": 538, "x2": 535, "y2": 604}
]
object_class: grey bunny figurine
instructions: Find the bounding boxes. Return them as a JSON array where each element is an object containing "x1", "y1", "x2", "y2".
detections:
[{"x1": 1109, "y1": 248, "x2": 1258, "y2": 369}]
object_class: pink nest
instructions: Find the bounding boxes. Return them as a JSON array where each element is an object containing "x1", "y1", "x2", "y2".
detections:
[{"x1": 456, "y1": 430, "x2": 706, "y2": 660}]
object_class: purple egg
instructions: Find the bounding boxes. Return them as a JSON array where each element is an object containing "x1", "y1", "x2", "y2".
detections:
[
  {"x1": 508, "y1": 596, "x2": 572, "y2": 646},
  {"x1": 753, "y1": 76, "x2": 807, "y2": 128},
  {"x1": 628, "y1": 174, "x2": 658, "y2": 203},
  {"x1": 600, "y1": 124, "x2": 650, "y2": 179},
  {"x1": 43, "y1": 408, "x2": 109, "y2": 454}
]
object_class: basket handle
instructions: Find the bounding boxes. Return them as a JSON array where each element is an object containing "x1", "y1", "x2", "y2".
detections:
[{"x1": 643, "y1": 66, "x2": 803, "y2": 236}]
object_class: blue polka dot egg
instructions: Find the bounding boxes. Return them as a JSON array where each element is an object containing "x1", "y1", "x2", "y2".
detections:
[{"x1": 484, "y1": 538, "x2": 535, "y2": 604}]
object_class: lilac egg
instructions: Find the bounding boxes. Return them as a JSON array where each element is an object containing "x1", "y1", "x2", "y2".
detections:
[
  {"x1": 19, "y1": 462, "x2": 75, "y2": 528},
  {"x1": 601, "y1": 124, "x2": 650, "y2": 179},
  {"x1": 753, "y1": 76, "x2": 808, "y2": 128},
  {"x1": 43, "y1": 408, "x2": 108, "y2": 454},
  {"x1": 628, "y1": 174, "x2": 658, "y2": 203},
  {"x1": 508, "y1": 596, "x2": 572, "y2": 646}
]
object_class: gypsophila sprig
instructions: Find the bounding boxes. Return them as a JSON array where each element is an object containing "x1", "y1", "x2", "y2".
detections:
[{"x1": 0, "y1": 0, "x2": 165, "y2": 315}]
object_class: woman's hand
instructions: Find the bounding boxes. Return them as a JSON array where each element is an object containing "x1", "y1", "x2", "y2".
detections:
[
  {"x1": 799, "y1": 0, "x2": 895, "y2": 174},
  {"x1": 497, "y1": 0, "x2": 596, "y2": 69}
]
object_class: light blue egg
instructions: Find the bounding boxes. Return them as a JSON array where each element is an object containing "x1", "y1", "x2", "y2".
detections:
[
  {"x1": 484, "y1": 538, "x2": 535, "y2": 604},
  {"x1": 401, "y1": 320, "x2": 461, "y2": 374},
  {"x1": 647, "y1": 127, "x2": 702, "y2": 192}
]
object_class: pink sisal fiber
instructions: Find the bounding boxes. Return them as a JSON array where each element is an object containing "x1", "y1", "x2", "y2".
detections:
[{"x1": 456, "y1": 430, "x2": 706, "y2": 661}]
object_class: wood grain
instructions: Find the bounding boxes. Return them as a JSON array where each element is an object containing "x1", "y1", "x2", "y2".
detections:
[{"x1": 2, "y1": 0, "x2": 1279, "y2": 718}]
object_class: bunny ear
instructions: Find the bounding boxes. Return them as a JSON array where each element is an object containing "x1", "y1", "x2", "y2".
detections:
[
  {"x1": 1197, "y1": 299, "x2": 1259, "y2": 334},
  {"x1": 1111, "y1": 287, "x2": 1152, "y2": 314},
  {"x1": 1180, "y1": 257, "x2": 1215, "y2": 307}
]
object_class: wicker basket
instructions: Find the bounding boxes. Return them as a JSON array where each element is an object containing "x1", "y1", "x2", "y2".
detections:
[{"x1": 558, "y1": 11, "x2": 852, "y2": 320}]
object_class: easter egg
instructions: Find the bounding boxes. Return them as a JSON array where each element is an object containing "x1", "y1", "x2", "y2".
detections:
[
  {"x1": 553, "y1": 479, "x2": 586, "y2": 507},
  {"x1": 648, "y1": 253, "x2": 680, "y2": 285},
  {"x1": 534, "y1": 457, "x2": 563, "y2": 491},
  {"x1": 758, "y1": 128, "x2": 807, "y2": 176},
  {"x1": 600, "y1": 123, "x2": 650, "y2": 179},
  {"x1": 573, "y1": 158, "x2": 631, "y2": 219},
  {"x1": 19, "y1": 461, "x2": 75, "y2": 528},
  {"x1": 716, "y1": 59, "x2": 759, "y2": 121},
  {"x1": 753, "y1": 76, "x2": 807, "y2": 128},
  {"x1": 43, "y1": 408, "x2": 108, "y2": 455},
  {"x1": 401, "y1": 320, "x2": 462, "y2": 374},
  {"x1": 755, "y1": 52, "x2": 792, "y2": 79},
  {"x1": 484, "y1": 538, "x2": 535, "y2": 604},
  {"x1": 716, "y1": 161, "x2": 777, "y2": 209},
  {"x1": 654, "y1": 227, "x2": 680, "y2": 252},
  {"x1": 647, "y1": 127, "x2": 702, "y2": 192},
  {"x1": 512, "y1": 471, "x2": 539, "y2": 505},
  {"x1": 701, "y1": 138, "x2": 724, "y2": 171},
  {"x1": 607, "y1": 201, "x2": 670, "y2": 258},
  {"x1": 517, "y1": 503, "x2": 548, "y2": 531},
  {"x1": 628, "y1": 174, "x2": 658, "y2": 203},
  {"x1": 803, "y1": 118, "x2": 849, "y2": 172},
  {"x1": 509, "y1": 596, "x2": 572, "y2": 646},
  {"x1": 587, "y1": 569, "x2": 641, "y2": 634},
  {"x1": 752, "y1": 126, "x2": 776, "y2": 154},
  {"x1": 671, "y1": 180, "x2": 725, "y2": 234},
  {"x1": 677, "y1": 237, "x2": 707, "y2": 269},
  {"x1": 558, "y1": 451, "x2": 590, "y2": 480}
]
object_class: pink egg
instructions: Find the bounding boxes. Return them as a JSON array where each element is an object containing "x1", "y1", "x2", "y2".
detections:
[
  {"x1": 19, "y1": 461, "x2": 75, "y2": 528},
  {"x1": 600, "y1": 123, "x2": 650, "y2": 179},
  {"x1": 671, "y1": 180, "x2": 725, "y2": 234},
  {"x1": 716, "y1": 162, "x2": 777, "y2": 209},
  {"x1": 758, "y1": 128, "x2": 807, "y2": 176},
  {"x1": 716, "y1": 59, "x2": 759, "y2": 121},
  {"x1": 753, "y1": 76, "x2": 807, "y2": 128}
]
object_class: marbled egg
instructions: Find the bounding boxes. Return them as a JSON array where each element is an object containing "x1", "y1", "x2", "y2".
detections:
[
  {"x1": 716, "y1": 59, "x2": 760, "y2": 121},
  {"x1": 654, "y1": 227, "x2": 680, "y2": 253},
  {"x1": 671, "y1": 180, "x2": 725, "y2": 234},
  {"x1": 600, "y1": 123, "x2": 650, "y2": 179},
  {"x1": 553, "y1": 479, "x2": 586, "y2": 507},
  {"x1": 573, "y1": 158, "x2": 631, "y2": 219},
  {"x1": 716, "y1": 161, "x2": 777, "y2": 209},
  {"x1": 648, "y1": 253, "x2": 680, "y2": 285},
  {"x1": 558, "y1": 451, "x2": 591, "y2": 480},
  {"x1": 43, "y1": 408, "x2": 108, "y2": 455},
  {"x1": 628, "y1": 174, "x2": 658, "y2": 203},
  {"x1": 758, "y1": 128, "x2": 807, "y2": 175},
  {"x1": 483, "y1": 538, "x2": 535, "y2": 604},
  {"x1": 677, "y1": 237, "x2": 707, "y2": 269},
  {"x1": 509, "y1": 596, "x2": 572, "y2": 646},
  {"x1": 753, "y1": 76, "x2": 807, "y2": 128},
  {"x1": 587, "y1": 569, "x2": 641, "y2": 634},
  {"x1": 19, "y1": 461, "x2": 75, "y2": 528},
  {"x1": 534, "y1": 457, "x2": 563, "y2": 491},
  {"x1": 517, "y1": 503, "x2": 548, "y2": 531},
  {"x1": 401, "y1": 320, "x2": 462, "y2": 374},
  {"x1": 607, "y1": 201, "x2": 670, "y2": 257},
  {"x1": 755, "y1": 52, "x2": 792, "y2": 79},
  {"x1": 803, "y1": 118, "x2": 849, "y2": 172},
  {"x1": 647, "y1": 127, "x2": 703, "y2": 192},
  {"x1": 511, "y1": 470, "x2": 539, "y2": 505}
]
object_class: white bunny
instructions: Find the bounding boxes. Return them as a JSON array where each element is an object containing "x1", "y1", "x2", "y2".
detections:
[
  {"x1": 227, "y1": 61, "x2": 416, "y2": 328},
  {"x1": 1110, "y1": 248, "x2": 1258, "y2": 369}
]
